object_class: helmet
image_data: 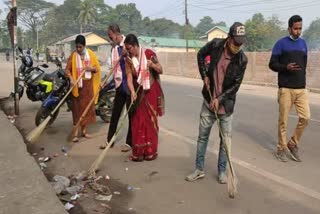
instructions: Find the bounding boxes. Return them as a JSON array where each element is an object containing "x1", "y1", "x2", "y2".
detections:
[{"x1": 23, "y1": 55, "x2": 33, "y2": 67}]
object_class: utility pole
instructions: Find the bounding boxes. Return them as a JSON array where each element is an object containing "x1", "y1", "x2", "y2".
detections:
[
  {"x1": 37, "y1": 25, "x2": 39, "y2": 51},
  {"x1": 12, "y1": 0, "x2": 19, "y2": 115},
  {"x1": 184, "y1": 0, "x2": 189, "y2": 53}
]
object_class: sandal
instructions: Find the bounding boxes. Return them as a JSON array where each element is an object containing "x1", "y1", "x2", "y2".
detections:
[
  {"x1": 99, "y1": 144, "x2": 106, "y2": 150},
  {"x1": 82, "y1": 132, "x2": 91, "y2": 139},
  {"x1": 121, "y1": 144, "x2": 132, "y2": 152},
  {"x1": 72, "y1": 137, "x2": 79, "y2": 143}
]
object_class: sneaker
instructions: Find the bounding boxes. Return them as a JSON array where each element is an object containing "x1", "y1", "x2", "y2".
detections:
[
  {"x1": 185, "y1": 169, "x2": 205, "y2": 182},
  {"x1": 275, "y1": 149, "x2": 289, "y2": 162},
  {"x1": 218, "y1": 172, "x2": 227, "y2": 184},
  {"x1": 287, "y1": 142, "x2": 301, "y2": 162}
]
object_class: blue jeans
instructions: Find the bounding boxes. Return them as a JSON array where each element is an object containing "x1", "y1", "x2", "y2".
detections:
[{"x1": 195, "y1": 102, "x2": 233, "y2": 174}]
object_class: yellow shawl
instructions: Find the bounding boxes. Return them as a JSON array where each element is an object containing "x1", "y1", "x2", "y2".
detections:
[{"x1": 71, "y1": 48, "x2": 101, "y2": 104}]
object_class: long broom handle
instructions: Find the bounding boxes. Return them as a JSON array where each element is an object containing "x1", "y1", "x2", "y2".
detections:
[
  {"x1": 50, "y1": 69, "x2": 86, "y2": 116},
  {"x1": 71, "y1": 57, "x2": 122, "y2": 135},
  {"x1": 207, "y1": 88, "x2": 236, "y2": 177},
  {"x1": 88, "y1": 85, "x2": 142, "y2": 174}
]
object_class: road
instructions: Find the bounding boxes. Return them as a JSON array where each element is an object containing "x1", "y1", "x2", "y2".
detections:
[{"x1": 1, "y1": 60, "x2": 320, "y2": 214}]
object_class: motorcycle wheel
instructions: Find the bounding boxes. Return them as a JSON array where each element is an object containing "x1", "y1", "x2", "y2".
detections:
[
  {"x1": 35, "y1": 106, "x2": 60, "y2": 127},
  {"x1": 98, "y1": 90, "x2": 115, "y2": 123}
]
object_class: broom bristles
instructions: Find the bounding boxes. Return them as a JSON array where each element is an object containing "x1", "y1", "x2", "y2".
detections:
[
  {"x1": 88, "y1": 139, "x2": 113, "y2": 175},
  {"x1": 227, "y1": 163, "x2": 238, "y2": 198},
  {"x1": 26, "y1": 116, "x2": 51, "y2": 143},
  {"x1": 88, "y1": 86, "x2": 141, "y2": 176}
]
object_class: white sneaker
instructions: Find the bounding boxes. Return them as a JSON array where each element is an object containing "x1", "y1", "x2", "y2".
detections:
[
  {"x1": 185, "y1": 169, "x2": 205, "y2": 182},
  {"x1": 218, "y1": 172, "x2": 227, "y2": 184}
]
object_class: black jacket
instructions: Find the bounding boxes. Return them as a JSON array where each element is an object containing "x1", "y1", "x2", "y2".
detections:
[{"x1": 197, "y1": 38, "x2": 248, "y2": 115}]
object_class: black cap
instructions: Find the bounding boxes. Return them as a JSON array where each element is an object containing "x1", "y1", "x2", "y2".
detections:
[{"x1": 229, "y1": 22, "x2": 246, "y2": 44}]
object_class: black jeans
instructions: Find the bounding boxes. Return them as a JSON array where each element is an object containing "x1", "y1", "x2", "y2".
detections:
[{"x1": 107, "y1": 86, "x2": 132, "y2": 146}]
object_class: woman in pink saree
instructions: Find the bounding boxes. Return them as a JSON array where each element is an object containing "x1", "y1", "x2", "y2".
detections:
[{"x1": 124, "y1": 34, "x2": 165, "y2": 161}]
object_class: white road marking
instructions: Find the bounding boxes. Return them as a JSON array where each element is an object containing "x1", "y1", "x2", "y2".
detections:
[
  {"x1": 289, "y1": 114, "x2": 320, "y2": 123},
  {"x1": 160, "y1": 127, "x2": 320, "y2": 201}
]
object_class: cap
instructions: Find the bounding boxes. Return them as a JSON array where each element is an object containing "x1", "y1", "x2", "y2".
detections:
[{"x1": 229, "y1": 22, "x2": 246, "y2": 44}]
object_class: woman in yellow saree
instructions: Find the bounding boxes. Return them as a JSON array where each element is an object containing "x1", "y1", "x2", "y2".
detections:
[{"x1": 65, "y1": 35, "x2": 101, "y2": 142}]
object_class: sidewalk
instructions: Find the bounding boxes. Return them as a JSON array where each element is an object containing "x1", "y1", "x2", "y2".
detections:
[{"x1": 0, "y1": 108, "x2": 67, "y2": 214}]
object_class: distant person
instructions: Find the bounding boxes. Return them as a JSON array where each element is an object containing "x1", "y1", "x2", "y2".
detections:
[
  {"x1": 36, "y1": 50, "x2": 39, "y2": 62},
  {"x1": 269, "y1": 15, "x2": 310, "y2": 162},
  {"x1": 185, "y1": 22, "x2": 247, "y2": 183},
  {"x1": 46, "y1": 48, "x2": 50, "y2": 62},
  {"x1": 5, "y1": 49, "x2": 10, "y2": 62},
  {"x1": 61, "y1": 51, "x2": 65, "y2": 61}
]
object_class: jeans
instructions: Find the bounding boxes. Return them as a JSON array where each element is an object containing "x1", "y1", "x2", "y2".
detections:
[{"x1": 195, "y1": 102, "x2": 233, "y2": 174}]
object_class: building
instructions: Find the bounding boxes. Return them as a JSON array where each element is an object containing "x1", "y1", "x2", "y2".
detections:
[
  {"x1": 53, "y1": 32, "x2": 111, "y2": 63},
  {"x1": 138, "y1": 36, "x2": 205, "y2": 52},
  {"x1": 200, "y1": 26, "x2": 229, "y2": 42}
]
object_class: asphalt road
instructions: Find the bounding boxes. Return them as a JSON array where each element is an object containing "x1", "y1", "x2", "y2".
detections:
[{"x1": 1, "y1": 60, "x2": 320, "y2": 214}]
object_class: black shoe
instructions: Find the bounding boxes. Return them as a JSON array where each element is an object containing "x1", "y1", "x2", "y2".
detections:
[{"x1": 287, "y1": 142, "x2": 301, "y2": 162}]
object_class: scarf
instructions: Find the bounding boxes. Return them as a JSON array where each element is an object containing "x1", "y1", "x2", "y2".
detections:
[
  {"x1": 111, "y1": 36, "x2": 125, "y2": 88},
  {"x1": 75, "y1": 48, "x2": 91, "y2": 88},
  {"x1": 71, "y1": 48, "x2": 101, "y2": 104},
  {"x1": 132, "y1": 47, "x2": 150, "y2": 90}
]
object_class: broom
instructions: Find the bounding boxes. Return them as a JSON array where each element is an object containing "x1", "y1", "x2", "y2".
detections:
[
  {"x1": 70, "y1": 57, "x2": 123, "y2": 139},
  {"x1": 207, "y1": 88, "x2": 238, "y2": 198},
  {"x1": 26, "y1": 69, "x2": 87, "y2": 143},
  {"x1": 88, "y1": 85, "x2": 141, "y2": 176}
]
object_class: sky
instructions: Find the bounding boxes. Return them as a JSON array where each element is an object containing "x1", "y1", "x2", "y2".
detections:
[{"x1": 1, "y1": 0, "x2": 320, "y2": 28}]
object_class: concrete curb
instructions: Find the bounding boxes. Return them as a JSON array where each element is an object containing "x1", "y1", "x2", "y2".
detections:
[{"x1": 0, "y1": 110, "x2": 68, "y2": 214}]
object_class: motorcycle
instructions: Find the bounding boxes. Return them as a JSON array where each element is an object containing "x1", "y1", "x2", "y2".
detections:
[
  {"x1": 35, "y1": 65, "x2": 70, "y2": 126},
  {"x1": 35, "y1": 73, "x2": 116, "y2": 126},
  {"x1": 11, "y1": 47, "x2": 60, "y2": 102}
]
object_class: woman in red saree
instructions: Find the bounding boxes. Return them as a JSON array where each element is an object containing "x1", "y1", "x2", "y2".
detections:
[{"x1": 124, "y1": 34, "x2": 165, "y2": 161}]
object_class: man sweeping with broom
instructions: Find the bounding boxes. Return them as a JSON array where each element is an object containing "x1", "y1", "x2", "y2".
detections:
[{"x1": 185, "y1": 22, "x2": 247, "y2": 189}]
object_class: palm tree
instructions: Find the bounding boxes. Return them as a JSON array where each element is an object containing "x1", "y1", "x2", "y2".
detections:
[{"x1": 78, "y1": 0, "x2": 96, "y2": 34}]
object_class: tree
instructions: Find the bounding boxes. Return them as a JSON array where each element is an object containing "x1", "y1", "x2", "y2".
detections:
[
  {"x1": 0, "y1": 19, "x2": 11, "y2": 49},
  {"x1": 78, "y1": 0, "x2": 96, "y2": 33},
  {"x1": 108, "y1": 3, "x2": 142, "y2": 34},
  {"x1": 5, "y1": 0, "x2": 54, "y2": 47},
  {"x1": 195, "y1": 16, "x2": 214, "y2": 38},
  {"x1": 41, "y1": 0, "x2": 82, "y2": 46},
  {"x1": 304, "y1": 18, "x2": 320, "y2": 50},
  {"x1": 141, "y1": 18, "x2": 183, "y2": 38},
  {"x1": 245, "y1": 13, "x2": 286, "y2": 51}
]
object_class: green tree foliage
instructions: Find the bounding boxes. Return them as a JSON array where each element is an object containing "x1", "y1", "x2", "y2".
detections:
[
  {"x1": 245, "y1": 13, "x2": 286, "y2": 51},
  {"x1": 141, "y1": 18, "x2": 183, "y2": 38},
  {"x1": 78, "y1": 0, "x2": 96, "y2": 33},
  {"x1": 0, "y1": 19, "x2": 11, "y2": 49},
  {"x1": 41, "y1": 0, "x2": 82, "y2": 46},
  {"x1": 5, "y1": 0, "x2": 54, "y2": 47},
  {"x1": 303, "y1": 18, "x2": 320, "y2": 50},
  {"x1": 194, "y1": 16, "x2": 226, "y2": 38}
]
